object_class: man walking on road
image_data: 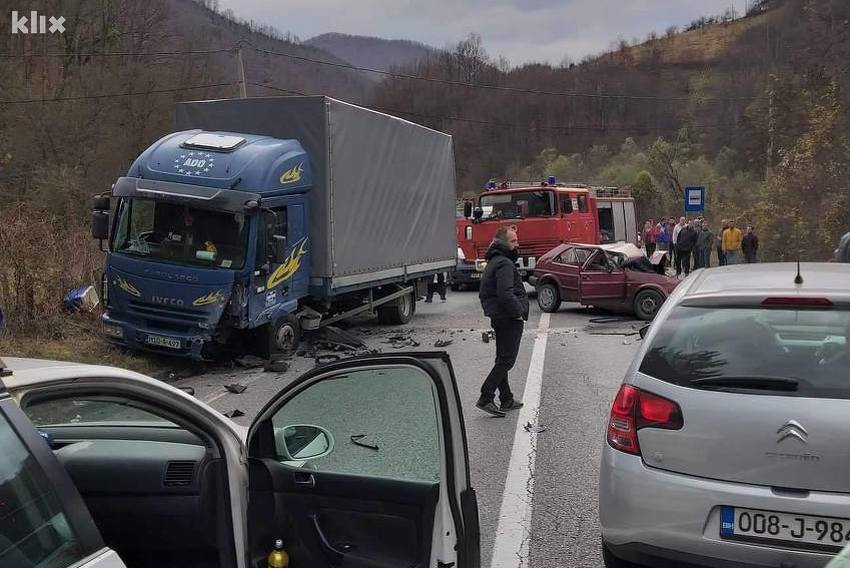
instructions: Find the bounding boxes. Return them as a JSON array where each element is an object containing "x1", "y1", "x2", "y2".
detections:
[{"x1": 477, "y1": 226, "x2": 528, "y2": 417}]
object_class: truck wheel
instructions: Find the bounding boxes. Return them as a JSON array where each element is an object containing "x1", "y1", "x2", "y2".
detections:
[
  {"x1": 266, "y1": 315, "x2": 301, "y2": 357},
  {"x1": 634, "y1": 289, "x2": 664, "y2": 321},
  {"x1": 537, "y1": 283, "x2": 561, "y2": 313},
  {"x1": 377, "y1": 290, "x2": 415, "y2": 325}
]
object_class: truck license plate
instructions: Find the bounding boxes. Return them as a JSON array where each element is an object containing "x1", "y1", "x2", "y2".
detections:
[
  {"x1": 721, "y1": 506, "x2": 850, "y2": 552},
  {"x1": 145, "y1": 334, "x2": 182, "y2": 350}
]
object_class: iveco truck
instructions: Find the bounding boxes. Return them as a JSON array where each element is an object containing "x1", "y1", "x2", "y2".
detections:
[{"x1": 92, "y1": 96, "x2": 456, "y2": 360}]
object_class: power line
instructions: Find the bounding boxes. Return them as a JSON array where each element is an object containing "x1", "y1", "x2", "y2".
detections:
[
  {"x1": 248, "y1": 43, "x2": 766, "y2": 103},
  {"x1": 0, "y1": 82, "x2": 235, "y2": 105},
  {"x1": 0, "y1": 48, "x2": 234, "y2": 58},
  {"x1": 249, "y1": 81, "x2": 726, "y2": 132}
]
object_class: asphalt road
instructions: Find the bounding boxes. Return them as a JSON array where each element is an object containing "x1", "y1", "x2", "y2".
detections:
[{"x1": 174, "y1": 288, "x2": 643, "y2": 568}]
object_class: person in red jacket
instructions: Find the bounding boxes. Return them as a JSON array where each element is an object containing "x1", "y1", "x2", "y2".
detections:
[{"x1": 643, "y1": 220, "x2": 657, "y2": 257}]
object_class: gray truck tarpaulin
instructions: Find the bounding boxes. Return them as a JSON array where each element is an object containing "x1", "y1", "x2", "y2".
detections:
[{"x1": 175, "y1": 96, "x2": 456, "y2": 287}]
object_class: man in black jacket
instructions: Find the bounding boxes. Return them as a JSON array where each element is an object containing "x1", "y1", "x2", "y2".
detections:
[
  {"x1": 676, "y1": 221, "x2": 698, "y2": 276},
  {"x1": 476, "y1": 226, "x2": 529, "y2": 417}
]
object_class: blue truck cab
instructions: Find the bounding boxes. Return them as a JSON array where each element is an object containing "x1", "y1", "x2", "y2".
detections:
[
  {"x1": 99, "y1": 130, "x2": 312, "y2": 358},
  {"x1": 93, "y1": 97, "x2": 457, "y2": 360}
]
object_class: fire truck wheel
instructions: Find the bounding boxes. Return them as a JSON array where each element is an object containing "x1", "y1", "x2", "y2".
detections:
[
  {"x1": 536, "y1": 283, "x2": 562, "y2": 313},
  {"x1": 634, "y1": 289, "x2": 664, "y2": 321}
]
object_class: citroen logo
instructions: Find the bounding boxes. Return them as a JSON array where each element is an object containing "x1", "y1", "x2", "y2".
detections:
[{"x1": 777, "y1": 420, "x2": 808, "y2": 444}]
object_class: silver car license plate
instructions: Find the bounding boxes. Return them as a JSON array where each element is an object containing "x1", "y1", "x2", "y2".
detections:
[
  {"x1": 721, "y1": 506, "x2": 850, "y2": 551},
  {"x1": 145, "y1": 334, "x2": 182, "y2": 350}
]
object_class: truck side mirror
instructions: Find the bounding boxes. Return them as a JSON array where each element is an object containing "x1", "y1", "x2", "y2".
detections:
[
  {"x1": 92, "y1": 211, "x2": 109, "y2": 241},
  {"x1": 463, "y1": 201, "x2": 473, "y2": 218},
  {"x1": 93, "y1": 195, "x2": 110, "y2": 212},
  {"x1": 272, "y1": 235, "x2": 288, "y2": 263}
]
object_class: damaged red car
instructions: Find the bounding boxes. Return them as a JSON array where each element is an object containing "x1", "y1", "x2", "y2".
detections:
[{"x1": 530, "y1": 243, "x2": 680, "y2": 320}]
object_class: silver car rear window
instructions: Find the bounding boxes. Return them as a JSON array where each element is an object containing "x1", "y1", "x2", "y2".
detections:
[{"x1": 640, "y1": 306, "x2": 850, "y2": 398}]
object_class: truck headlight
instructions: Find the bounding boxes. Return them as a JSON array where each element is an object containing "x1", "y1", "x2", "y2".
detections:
[
  {"x1": 103, "y1": 323, "x2": 123, "y2": 339},
  {"x1": 457, "y1": 247, "x2": 466, "y2": 261},
  {"x1": 465, "y1": 226, "x2": 473, "y2": 240}
]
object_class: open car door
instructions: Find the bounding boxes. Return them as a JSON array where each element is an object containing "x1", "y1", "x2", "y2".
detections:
[{"x1": 246, "y1": 352, "x2": 480, "y2": 568}]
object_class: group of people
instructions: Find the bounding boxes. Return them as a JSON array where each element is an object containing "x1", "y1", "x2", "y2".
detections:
[{"x1": 642, "y1": 216, "x2": 760, "y2": 276}]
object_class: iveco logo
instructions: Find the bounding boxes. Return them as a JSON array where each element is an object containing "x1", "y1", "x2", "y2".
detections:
[
  {"x1": 151, "y1": 296, "x2": 184, "y2": 307},
  {"x1": 777, "y1": 420, "x2": 808, "y2": 444}
]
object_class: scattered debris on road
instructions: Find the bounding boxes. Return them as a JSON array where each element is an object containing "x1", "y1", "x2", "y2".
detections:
[
  {"x1": 350, "y1": 434, "x2": 380, "y2": 450},
  {"x1": 434, "y1": 338, "x2": 453, "y2": 348},
  {"x1": 523, "y1": 422, "x2": 547, "y2": 434},
  {"x1": 223, "y1": 409, "x2": 245, "y2": 418},
  {"x1": 224, "y1": 383, "x2": 247, "y2": 394},
  {"x1": 482, "y1": 330, "x2": 495, "y2": 343}
]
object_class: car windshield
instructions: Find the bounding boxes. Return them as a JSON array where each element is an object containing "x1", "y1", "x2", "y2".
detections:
[
  {"x1": 640, "y1": 306, "x2": 850, "y2": 398},
  {"x1": 112, "y1": 198, "x2": 249, "y2": 269},
  {"x1": 479, "y1": 191, "x2": 554, "y2": 220}
]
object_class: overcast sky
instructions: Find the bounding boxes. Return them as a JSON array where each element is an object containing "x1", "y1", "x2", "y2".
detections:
[{"x1": 218, "y1": 0, "x2": 747, "y2": 65}]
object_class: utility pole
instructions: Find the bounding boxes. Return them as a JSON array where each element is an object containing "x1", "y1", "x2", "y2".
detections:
[{"x1": 236, "y1": 46, "x2": 247, "y2": 98}]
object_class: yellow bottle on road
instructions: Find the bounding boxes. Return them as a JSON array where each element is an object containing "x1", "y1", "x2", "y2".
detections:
[{"x1": 267, "y1": 539, "x2": 289, "y2": 568}]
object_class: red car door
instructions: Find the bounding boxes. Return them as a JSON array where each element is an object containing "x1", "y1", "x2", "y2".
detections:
[
  {"x1": 548, "y1": 246, "x2": 582, "y2": 301},
  {"x1": 579, "y1": 250, "x2": 627, "y2": 301}
]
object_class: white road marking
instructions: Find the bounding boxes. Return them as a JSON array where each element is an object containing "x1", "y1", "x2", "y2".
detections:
[{"x1": 490, "y1": 312, "x2": 551, "y2": 568}]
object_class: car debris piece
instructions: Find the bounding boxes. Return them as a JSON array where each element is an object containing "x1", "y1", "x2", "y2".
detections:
[
  {"x1": 234, "y1": 355, "x2": 265, "y2": 368},
  {"x1": 434, "y1": 339, "x2": 453, "y2": 348},
  {"x1": 523, "y1": 422, "x2": 547, "y2": 434},
  {"x1": 224, "y1": 383, "x2": 247, "y2": 394},
  {"x1": 315, "y1": 354, "x2": 342, "y2": 365},
  {"x1": 350, "y1": 434, "x2": 379, "y2": 450},
  {"x1": 224, "y1": 409, "x2": 245, "y2": 418},
  {"x1": 264, "y1": 359, "x2": 290, "y2": 373},
  {"x1": 482, "y1": 330, "x2": 495, "y2": 343},
  {"x1": 62, "y1": 285, "x2": 100, "y2": 313}
]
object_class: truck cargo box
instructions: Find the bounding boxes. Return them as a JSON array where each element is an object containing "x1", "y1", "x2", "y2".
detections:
[{"x1": 175, "y1": 96, "x2": 456, "y2": 290}]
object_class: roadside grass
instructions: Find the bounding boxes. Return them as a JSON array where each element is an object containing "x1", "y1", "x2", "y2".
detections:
[{"x1": 0, "y1": 318, "x2": 166, "y2": 376}]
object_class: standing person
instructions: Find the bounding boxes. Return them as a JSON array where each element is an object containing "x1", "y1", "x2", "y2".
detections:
[
  {"x1": 676, "y1": 220, "x2": 698, "y2": 276},
  {"x1": 672, "y1": 216, "x2": 686, "y2": 275},
  {"x1": 643, "y1": 220, "x2": 657, "y2": 257},
  {"x1": 722, "y1": 221, "x2": 744, "y2": 265},
  {"x1": 655, "y1": 218, "x2": 669, "y2": 252},
  {"x1": 425, "y1": 272, "x2": 447, "y2": 303},
  {"x1": 477, "y1": 226, "x2": 528, "y2": 417},
  {"x1": 715, "y1": 220, "x2": 728, "y2": 266},
  {"x1": 696, "y1": 222, "x2": 714, "y2": 269},
  {"x1": 742, "y1": 226, "x2": 759, "y2": 263}
]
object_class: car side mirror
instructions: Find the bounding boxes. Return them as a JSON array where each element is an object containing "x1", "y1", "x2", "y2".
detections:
[
  {"x1": 92, "y1": 211, "x2": 109, "y2": 241},
  {"x1": 463, "y1": 201, "x2": 473, "y2": 218},
  {"x1": 278, "y1": 424, "x2": 334, "y2": 461},
  {"x1": 272, "y1": 235, "x2": 288, "y2": 263},
  {"x1": 638, "y1": 324, "x2": 650, "y2": 339}
]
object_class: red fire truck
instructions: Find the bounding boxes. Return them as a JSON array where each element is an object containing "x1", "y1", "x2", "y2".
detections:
[{"x1": 456, "y1": 178, "x2": 637, "y2": 281}]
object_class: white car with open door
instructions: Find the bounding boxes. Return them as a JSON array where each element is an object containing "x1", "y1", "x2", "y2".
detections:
[{"x1": 0, "y1": 354, "x2": 480, "y2": 568}]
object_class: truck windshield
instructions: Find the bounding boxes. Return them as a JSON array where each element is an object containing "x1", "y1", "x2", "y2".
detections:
[
  {"x1": 479, "y1": 191, "x2": 554, "y2": 220},
  {"x1": 112, "y1": 198, "x2": 249, "y2": 269}
]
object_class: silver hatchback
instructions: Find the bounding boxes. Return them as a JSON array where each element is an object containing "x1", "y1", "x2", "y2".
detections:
[{"x1": 600, "y1": 263, "x2": 850, "y2": 568}]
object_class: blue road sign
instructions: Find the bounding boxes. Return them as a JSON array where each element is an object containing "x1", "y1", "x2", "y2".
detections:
[{"x1": 684, "y1": 186, "x2": 705, "y2": 213}]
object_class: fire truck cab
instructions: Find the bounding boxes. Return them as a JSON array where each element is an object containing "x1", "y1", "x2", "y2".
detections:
[{"x1": 457, "y1": 178, "x2": 636, "y2": 281}]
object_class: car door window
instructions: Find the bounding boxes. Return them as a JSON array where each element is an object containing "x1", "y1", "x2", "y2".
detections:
[
  {"x1": 0, "y1": 412, "x2": 89, "y2": 568},
  {"x1": 584, "y1": 250, "x2": 610, "y2": 272},
  {"x1": 575, "y1": 248, "x2": 592, "y2": 265},
  {"x1": 556, "y1": 248, "x2": 578, "y2": 265},
  {"x1": 270, "y1": 366, "x2": 441, "y2": 482},
  {"x1": 26, "y1": 399, "x2": 176, "y2": 427}
]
